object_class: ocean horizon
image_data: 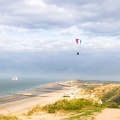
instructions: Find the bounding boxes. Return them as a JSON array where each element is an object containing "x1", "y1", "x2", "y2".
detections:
[{"x1": 0, "y1": 77, "x2": 64, "y2": 97}]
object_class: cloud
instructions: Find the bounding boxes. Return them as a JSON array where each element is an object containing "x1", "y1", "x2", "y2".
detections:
[
  {"x1": 0, "y1": 0, "x2": 73, "y2": 29},
  {"x1": 0, "y1": 0, "x2": 119, "y2": 34},
  {"x1": 81, "y1": 21, "x2": 120, "y2": 35},
  {"x1": 0, "y1": 0, "x2": 120, "y2": 80},
  {"x1": 0, "y1": 0, "x2": 119, "y2": 42}
]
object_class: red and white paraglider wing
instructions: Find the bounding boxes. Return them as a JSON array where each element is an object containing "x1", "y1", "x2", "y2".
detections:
[{"x1": 76, "y1": 39, "x2": 79, "y2": 44}]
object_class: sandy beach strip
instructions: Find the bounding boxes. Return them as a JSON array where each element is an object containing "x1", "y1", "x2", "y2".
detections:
[{"x1": 0, "y1": 80, "x2": 81, "y2": 115}]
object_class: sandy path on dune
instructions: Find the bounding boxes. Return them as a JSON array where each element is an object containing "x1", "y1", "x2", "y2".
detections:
[{"x1": 94, "y1": 108, "x2": 120, "y2": 120}]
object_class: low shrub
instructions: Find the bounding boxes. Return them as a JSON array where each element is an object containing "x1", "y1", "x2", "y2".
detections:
[
  {"x1": 43, "y1": 99, "x2": 100, "y2": 113},
  {"x1": 106, "y1": 102, "x2": 119, "y2": 108}
]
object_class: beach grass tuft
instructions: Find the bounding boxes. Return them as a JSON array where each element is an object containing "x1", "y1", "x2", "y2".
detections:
[
  {"x1": 26, "y1": 104, "x2": 42, "y2": 116},
  {"x1": 0, "y1": 114, "x2": 18, "y2": 120},
  {"x1": 0, "y1": 107, "x2": 18, "y2": 120}
]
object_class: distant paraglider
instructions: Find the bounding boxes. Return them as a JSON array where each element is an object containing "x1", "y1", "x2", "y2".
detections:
[
  {"x1": 77, "y1": 52, "x2": 79, "y2": 55},
  {"x1": 75, "y1": 38, "x2": 82, "y2": 55}
]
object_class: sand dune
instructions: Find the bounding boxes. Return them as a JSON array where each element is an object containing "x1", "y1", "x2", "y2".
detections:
[{"x1": 1, "y1": 81, "x2": 120, "y2": 120}]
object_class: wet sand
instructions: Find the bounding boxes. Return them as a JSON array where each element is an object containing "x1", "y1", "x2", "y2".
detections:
[{"x1": 0, "y1": 82, "x2": 62, "y2": 105}]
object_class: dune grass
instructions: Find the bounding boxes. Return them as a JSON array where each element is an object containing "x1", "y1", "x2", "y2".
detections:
[
  {"x1": 0, "y1": 115, "x2": 18, "y2": 120},
  {"x1": 42, "y1": 98, "x2": 103, "y2": 113},
  {"x1": 26, "y1": 104, "x2": 42, "y2": 116},
  {"x1": 0, "y1": 107, "x2": 18, "y2": 120},
  {"x1": 65, "y1": 107, "x2": 103, "y2": 120},
  {"x1": 101, "y1": 86, "x2": 120, "y2": 108},
  {"x1": 26, "y1": 98, "x2": 104, "y2": 118}
]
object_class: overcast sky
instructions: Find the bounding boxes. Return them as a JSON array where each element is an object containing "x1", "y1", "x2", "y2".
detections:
[{"x1": 0, "y1": 0, "x2": 120, "y2": 81}]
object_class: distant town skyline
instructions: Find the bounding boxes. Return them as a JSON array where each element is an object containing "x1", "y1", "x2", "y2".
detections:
[{"x1": 0, "y1": 0, "x2": 120, "y2": 81}]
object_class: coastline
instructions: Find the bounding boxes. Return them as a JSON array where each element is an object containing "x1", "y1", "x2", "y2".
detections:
[
  {"x1": 1, "y1": 80, "x2": 120, "y2": 120},
  {"x1": 0, "y1": 78, "x2": 64, "y2": 97},
  {"x1": 0, "y1": 80, "x2": 80, "y2": 115}
]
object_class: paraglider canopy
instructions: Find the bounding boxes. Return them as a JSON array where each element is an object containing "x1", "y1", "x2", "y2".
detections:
[
  {"x1": 76, "y1": 39, "x2": 79, "y2": 44},
  {"x1": 76, "y1": 39, "x2": 82, "y2": 44}
]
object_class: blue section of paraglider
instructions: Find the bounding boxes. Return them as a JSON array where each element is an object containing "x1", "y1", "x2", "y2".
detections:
[{"x1": 80, "y1": 40, "x2": 82, "y2": 44}]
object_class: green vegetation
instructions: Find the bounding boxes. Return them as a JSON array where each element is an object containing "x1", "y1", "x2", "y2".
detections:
[
  {"x1": 26, "y1": 105, "x2": 42, "y2": 116},
  {"x1": 26, "y1": 98, "x2": 103, "y2": 120},
  {"x1": 101, "y1": 86, "x2": 120, "y2": 108},
  {"x1": 69, "y1": 105, "x2": 102, "y2": 119},
  {"x1": 0, "y1": 115, "x2": 18, "y2": 120},
  {"x1": 1, "y1": 83, "x2": 120, "y2": 120},
  {"x1": 25, "y1": 83, "x2": 120, "y2": 119},
  {"x1": 82, "y1": 85, "x2": 95, "y2": 93},
  {"x1": 0, "y1": 108, "x2": 18, "y2": 120},
  {"x1": 64, "y1": 106, "x2": 103, "y2": 120},
  {"x1": 43, "y1": 99, "x2": 97, "y2": 113},
  {"x1": 105, "y1": 102, "x2": 119, "y2": 108},
  {"x1": 25, "y1": 98, "x2": 103, "y2": 120}
]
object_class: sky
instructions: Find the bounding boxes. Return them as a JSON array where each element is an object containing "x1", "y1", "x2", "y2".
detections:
[{"x1": 0, "y1": 0, "x2": 120, "y2": 81}]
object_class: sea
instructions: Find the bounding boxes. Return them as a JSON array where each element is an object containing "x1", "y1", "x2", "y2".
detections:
[{"x1": 0, "y1": 77, "x2": 63, "y2": 97}]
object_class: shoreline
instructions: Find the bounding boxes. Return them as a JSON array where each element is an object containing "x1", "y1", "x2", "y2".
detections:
[
  {"x1": 0, "y1": 80, "x2": 65, "y2": 98},
  {"x1": 0, "y1": 80, "x2": 65, "y2": 101},
  {"x1": 0, "y1": 80, "x2": 80, "y2": 115}
]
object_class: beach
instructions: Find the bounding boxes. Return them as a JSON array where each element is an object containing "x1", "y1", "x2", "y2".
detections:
[
  {"x1": 0, "y1": 80, "x2": 81, "y2": 116},
  {"x1": 1, "y1": 80, "x2": 120, "y2": 120}
]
